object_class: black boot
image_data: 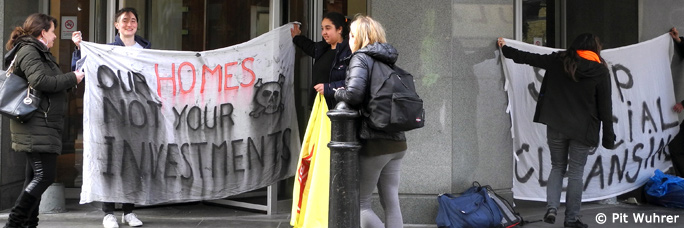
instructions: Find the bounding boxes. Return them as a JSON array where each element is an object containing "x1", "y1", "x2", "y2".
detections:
[
  {"x1": 543, "y1": 208, "x2": 557, "y2": 224},
  {"x1": 3, "y1": 192, "x2": 38, "y2": 228},
  {"x1": 23, "y1": 215, "x2": 39, "y2": 228},
  {"x1": 22, "y1": 202, "x2": 40, "y2": 228}
]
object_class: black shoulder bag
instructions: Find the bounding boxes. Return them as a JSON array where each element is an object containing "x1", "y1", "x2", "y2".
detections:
[{"x1": 0, "y1": 56, "x2": 42, "y2": 123}]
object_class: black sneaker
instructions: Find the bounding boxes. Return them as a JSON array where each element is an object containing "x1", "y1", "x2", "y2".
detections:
[
  {"x1": 564, "y1": 219, "x2": 589, "y2": 228},
  {"x1": 543, "y1": 208, "x2": 557, "y2": 224}
]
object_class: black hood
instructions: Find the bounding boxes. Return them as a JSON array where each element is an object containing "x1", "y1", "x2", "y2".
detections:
[
  {"x1": 574, "y1": 57, "x2": 608, "y2": 79},
  {"x1": 354, "y1": 42, "x2": 398, "y2": 65}
]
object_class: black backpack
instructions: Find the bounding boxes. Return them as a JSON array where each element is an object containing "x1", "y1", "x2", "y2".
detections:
[{"x1": 362, "y1": 60, "x2": 425, "y2": 132}]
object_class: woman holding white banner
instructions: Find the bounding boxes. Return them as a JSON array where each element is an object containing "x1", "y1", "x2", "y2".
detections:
[
  {"x1": 668, "y1": 27, "x2": 684, "y2": 177},
  {"x1": 70, "y1": 7, "x2": 148, "y2": 228},
  {"x1": 291, "y1": 12, "x2": 351, "y2": 110},
  {"x1": 669, "y1": 27, "x2": 684, "y2": 57},
  {"x1": 498, "y1": 34, "x2": 616, "y2": 228}
]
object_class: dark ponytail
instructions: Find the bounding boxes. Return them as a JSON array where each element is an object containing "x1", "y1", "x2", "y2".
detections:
[
  {"x1": 560, "y1": 33, "x2": 604, "y2": 81},
  {"x1": 5, "y1": 13, "x2": 57, "y2": 51},
  {"x1": 323, "y1": 12, "x2": 349, "y2": 40}
]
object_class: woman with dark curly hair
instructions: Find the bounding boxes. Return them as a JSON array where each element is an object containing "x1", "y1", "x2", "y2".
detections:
[{"x1": 291, "y1": 11, "x2": 351, "y2": 110}]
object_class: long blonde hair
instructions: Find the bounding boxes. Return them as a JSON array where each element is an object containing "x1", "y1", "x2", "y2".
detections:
[{"x1": 349, "y1": 15, "x2": 387, "y2": 52}]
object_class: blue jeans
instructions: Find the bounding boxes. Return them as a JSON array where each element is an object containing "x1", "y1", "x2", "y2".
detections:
[{"x1": 546, "y1": 126, "x2": 593, "y2": 222}]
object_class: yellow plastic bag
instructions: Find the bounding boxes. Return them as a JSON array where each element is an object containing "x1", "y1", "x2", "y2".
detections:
[{"x1": 290, "y1": 93, "x2": 331, "y2": 228}]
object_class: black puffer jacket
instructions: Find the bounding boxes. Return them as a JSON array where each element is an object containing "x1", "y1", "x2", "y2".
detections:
[
  {"x1": 335, "y1": 42, "x2": 405, "y2": 141},
  {"x1": 501, "y1": 45, "x2": 615, "y2": 149},
  {"x1": 4, "y1": 36, "x2": 78, "y2": 154}
]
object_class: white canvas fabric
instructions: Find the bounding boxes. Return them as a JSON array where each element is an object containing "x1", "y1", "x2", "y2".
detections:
[
  {"x1": 79, "y1": 24, "x2": 300, "y2": 205},
  {"x1": 501, "y1": 34, "x2": 678, "y2": 202}
]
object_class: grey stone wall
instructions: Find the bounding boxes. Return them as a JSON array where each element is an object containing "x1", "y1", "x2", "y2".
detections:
[
  {"x1": 369, "y1": 0, "x2": 515, "y2": 224},
  {"x1": 640, "y1": 1, "x2": 684, "y2": 115}
]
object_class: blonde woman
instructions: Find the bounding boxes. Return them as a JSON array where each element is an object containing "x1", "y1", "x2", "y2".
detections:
[{"x1": 335, "y1": 15, "x2": 406, "y2": 228}]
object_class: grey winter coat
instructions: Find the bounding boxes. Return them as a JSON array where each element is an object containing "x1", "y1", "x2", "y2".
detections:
[{"x1": 4, "y1": 36, "x2": 78, "y2": 154}]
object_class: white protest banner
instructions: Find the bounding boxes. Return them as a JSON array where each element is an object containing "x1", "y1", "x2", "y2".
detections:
[
  {"x1": 501, "y1": 34, "x2": 678, "y2": 202},
  {"x1": 79, "y1": 24, "x2": 300, "y2": 205}
]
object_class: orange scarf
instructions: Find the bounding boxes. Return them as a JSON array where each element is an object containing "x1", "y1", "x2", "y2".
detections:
[{"x1": 577, "y1": 50, "x2": 601, "y2": 63}]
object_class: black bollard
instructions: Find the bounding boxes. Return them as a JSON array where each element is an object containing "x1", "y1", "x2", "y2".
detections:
[{"x1": 327, "y1": 101, "x2": 361, "y2": 228}]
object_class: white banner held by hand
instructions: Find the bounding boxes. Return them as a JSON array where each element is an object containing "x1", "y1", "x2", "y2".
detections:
[
  {"x1": 501, "y1": 34, "x2": 678, "y2": 202},
  {"x1": 79, "y1": 23, "x2": 300, "y2": 205}
]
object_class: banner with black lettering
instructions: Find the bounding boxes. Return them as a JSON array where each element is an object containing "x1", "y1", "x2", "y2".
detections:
[
  {"x1": 79, "y1": 24, "x2": 300, "y2": 205},
  {"x1": 501, "y1": 34, "x2": 678, "y2": 201}
]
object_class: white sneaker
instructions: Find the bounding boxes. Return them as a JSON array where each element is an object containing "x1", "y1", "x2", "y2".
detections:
[
  {"x1": 122, "y1": 213, "x2": 143, "y2": 227},
  {"x1": 103, "y1": 214, "x2": 119, "y2": 228}
]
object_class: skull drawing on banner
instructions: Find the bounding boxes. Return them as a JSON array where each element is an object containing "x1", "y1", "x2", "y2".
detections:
[{"x1": 250, "y1": 74, "x2": 285, "y2": 118}]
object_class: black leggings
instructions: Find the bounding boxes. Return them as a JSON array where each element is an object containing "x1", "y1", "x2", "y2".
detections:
[
  {"x1": 103, "y1": 202, "x2": 135, "y2": 215},
  {"x1": 23, "y1": 152, "x2": 57, "y2": 198}
]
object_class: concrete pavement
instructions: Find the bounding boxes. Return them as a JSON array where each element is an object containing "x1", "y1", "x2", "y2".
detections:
[
  {"x1": 1, "y1": 198, "x2": 683, "y2": 227},
  {"x1": 0, "y1": 200, "x2": 292, "y2": 228},
  {"x1": 514, "y1": 199, "x2": 684, "y2": 228}
]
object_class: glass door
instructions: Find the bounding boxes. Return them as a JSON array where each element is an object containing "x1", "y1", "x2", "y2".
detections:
[
  {"x1": 49, "y1": 0, "x2": 92, "y2": 191},
  {"x1": 522, "y1": 0, "x2": 557, "y2": 47}
]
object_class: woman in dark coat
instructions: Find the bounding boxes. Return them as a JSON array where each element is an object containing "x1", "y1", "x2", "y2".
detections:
[
  {"x1": 291, "y1": 12, "x2": 351, "y2": 110},
  {"x1": 498, "y1": 34, "x2": 615, "y2": 228},
  {"x1": 3, "y1": 13, "x2": 84, "y2": 228}
]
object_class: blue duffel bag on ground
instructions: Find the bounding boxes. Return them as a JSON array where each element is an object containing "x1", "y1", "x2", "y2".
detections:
[
  {"x1": 645, "y1": 169, "x2": 684, "y2": 208},
  {"x1": 436, "y1": 182, "x2": 503, "y2": 228}
]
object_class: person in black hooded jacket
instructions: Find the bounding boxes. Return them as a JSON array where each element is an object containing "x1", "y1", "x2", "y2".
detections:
[
  {"x1": 3, "y1": 13, "x2": 85, "y2": 228},
  {"x1": 498, "y1": 34, "x2": 616, "y2": 228},
  {"x1": 70, "y1": 7, "x2": 147, "y2": 228},
  {"x1": 291, "y1": 12, "x2": 351, "y2": 110},
  {"x1": 335, "y1": 15, "x2": 406, "y2": 228},
  {"x1": 666, "y1": 27, "x2": 684, "y2": 177}
]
